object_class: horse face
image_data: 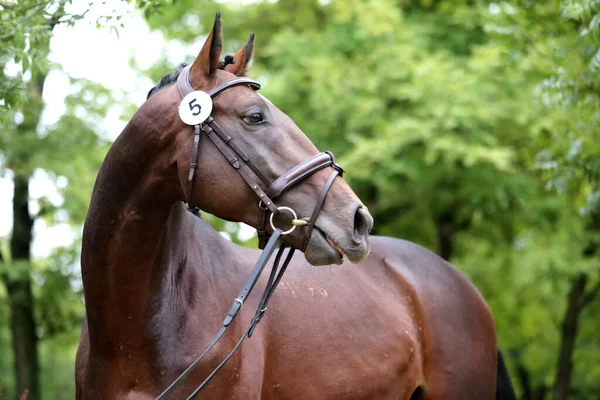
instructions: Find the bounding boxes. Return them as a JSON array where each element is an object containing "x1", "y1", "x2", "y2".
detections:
[{"x1": 175, "y1": 14, "x2": 373, "y2": 265}]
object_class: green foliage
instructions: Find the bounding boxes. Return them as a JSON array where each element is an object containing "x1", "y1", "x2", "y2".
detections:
[
  {"x1": 0, "y1": 1, "x2": 119, "y2": 398},
  {"x1": 38, "y1": 331, "x2": 79, "y2": 400},
  {"x1": 34, "y1": 247, "x2": 85, "y2": 339},
  {"x1": 486, "y1": 0, "x2": 600, "y2": 198},
  {"x1": 0, "y1": 247, "x2": 84, "y2": 399},
  {"x1": 0, "y1": 0, "x2": 88, "y2": 108}
]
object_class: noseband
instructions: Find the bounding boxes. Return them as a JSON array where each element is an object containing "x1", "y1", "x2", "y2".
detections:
[
  {"x1": 177, "y1": 66, "x2": 344, "y2": 251},
  {"x1": 155, "y1": 67, "x2": 345, "y2": 399}
]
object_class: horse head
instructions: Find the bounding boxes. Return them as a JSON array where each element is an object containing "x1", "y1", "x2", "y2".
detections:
[{"x1": 143, "y1": 13, "x2": 373, "y2": 266}]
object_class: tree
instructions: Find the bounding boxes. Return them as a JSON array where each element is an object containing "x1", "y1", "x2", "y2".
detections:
[
  {"x1": 0, "y1": 1, "x2": 88, "y2": 107},
  {"x1": 0, "y1": 2, "x2": 112, "y2": 398},
  {"x1": 482, "y1": 1, "x2": 600, "y2": 397}
]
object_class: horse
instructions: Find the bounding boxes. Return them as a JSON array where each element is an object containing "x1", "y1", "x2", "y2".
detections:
[{"x1": 75, "y1": 13, "x2": 516, "y2": 400}]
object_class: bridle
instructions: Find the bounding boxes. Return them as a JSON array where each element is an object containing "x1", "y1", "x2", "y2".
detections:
[
  {"x1": 155, "y1": 66, "x2": 345, "y2": 399},
  {"x1": 178, "y1": 65, "x2": 344, "y2": 250}
]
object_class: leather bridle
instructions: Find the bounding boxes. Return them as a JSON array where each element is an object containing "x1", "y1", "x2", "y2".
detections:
[
  {"x1": 177, "y1": 65, "x2": 344, "y2": 250},
  {"x1": 155, "y1": 66, "x2": 345, "y2": 399}
]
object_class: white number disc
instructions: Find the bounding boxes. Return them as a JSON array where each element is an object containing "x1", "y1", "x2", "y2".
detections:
[{"x1": 179, "y1": 91, "x2": 213, "y2": 125}]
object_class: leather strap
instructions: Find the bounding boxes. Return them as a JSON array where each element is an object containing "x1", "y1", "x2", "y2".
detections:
[
  {"x1": 266, "y1": 151, "x2": 343, "y2": 198},
  {"x1": 176, "y1": 66, "x2": 193, "y2": 98},
  {"x1": 186, "y1": 243, "x2": 294, "y2": 400},
  {"x1": 302, "y1": 169, "x2": 340, "y2": 250},
  {"x1": 208, "y1": 77, "x2": 261, "y2": 97},
  {"x1": 257, "y1": 202, "x2": 270, "y2": 249},
  {"x1": 180, "y1": 66, "x2": 264, "y2": 213},
  {"x1": 177, "y1": 66, "x2": 260, "y2": 98},
  {"x1": 201, "y1": 119, "x2": 279, "y2": 215},
  {"x1": 263, "y1": 151, "x2": 343, "y2": 250},
  {"x1": 205, "y1": 117, "x2": 271, "y2": 186},
  {"x1": 186, "y1": 124, "x2": 202, "y2": 214}
]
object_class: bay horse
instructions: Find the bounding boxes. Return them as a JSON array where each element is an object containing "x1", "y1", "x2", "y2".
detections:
[{"x1": 76, "y1": 14, "x2": 515, "y2": 400}]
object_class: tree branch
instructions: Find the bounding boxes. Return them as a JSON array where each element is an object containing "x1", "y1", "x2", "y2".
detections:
[
  {"x1": 48, "y1": 0, "x2": 66, "y2": 30},
  {"x1": 14, "y1": 1, "x2": 45, "y2": 16},
  {"x1": 0, "y1": 2, "x2": 47, "y2": 41},
  {"x1": 0, "y1": 1, "x2": 69, "y2": 41}
]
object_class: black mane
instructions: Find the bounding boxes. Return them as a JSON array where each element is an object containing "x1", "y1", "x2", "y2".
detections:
[{"x1": 146, "y1": 62, "x2": 187, "y2": 99}]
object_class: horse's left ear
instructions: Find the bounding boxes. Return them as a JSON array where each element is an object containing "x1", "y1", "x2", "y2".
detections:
[{"x1": 225, "y1": 33, "x2": 255, "y2": 77}]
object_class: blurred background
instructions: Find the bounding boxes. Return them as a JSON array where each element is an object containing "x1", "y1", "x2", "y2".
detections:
[{"x1": 1, "y1": 0, "x2": 599, "y2": 399}]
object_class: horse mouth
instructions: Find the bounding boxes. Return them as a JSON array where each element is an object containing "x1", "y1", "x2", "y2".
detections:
[
  {"x1": 325, "y1": 234, "x2": 345, "y2": 258},
  {"x1": 306, "y1": 222, "x2": 370, "y2": 266},
  {"x1": 309, "y1": 226, "x2": 345, "y2": 264},
  {"x1": 306, "y1": 221, "x2": 371, "y2": 266}
]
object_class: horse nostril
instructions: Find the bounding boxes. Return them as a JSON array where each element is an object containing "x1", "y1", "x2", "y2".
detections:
[{"x1": 353, "y1": 207, "x2": 372, "y2": 240}]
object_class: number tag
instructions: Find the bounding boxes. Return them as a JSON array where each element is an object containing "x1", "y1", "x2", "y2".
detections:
[{"x1": 179, "y1": 91, "x2": 213, "y2": 125}]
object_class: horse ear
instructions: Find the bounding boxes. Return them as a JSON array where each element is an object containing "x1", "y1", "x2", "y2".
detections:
[
  {"x1": 225, "y1": 33, "x2": 255, "y2": 77},
  {"x1": 190, "y1": 12, "x2": 223, "y2": 85}
]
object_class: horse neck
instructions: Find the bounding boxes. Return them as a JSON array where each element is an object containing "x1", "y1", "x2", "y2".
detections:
[{"x1": 81, "y1": 113, "x2": 193, "y2": 344}]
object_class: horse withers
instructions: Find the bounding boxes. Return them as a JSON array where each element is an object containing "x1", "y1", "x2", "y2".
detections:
[{"x1": 76, "y1": 13, "x2": 515, "y2": 400}]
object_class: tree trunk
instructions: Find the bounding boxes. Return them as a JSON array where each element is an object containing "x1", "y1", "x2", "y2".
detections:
[
  {"x1": 514, "y1": 356, "x2": 532, "y2": 400},
  {"x1": 2, "y1": 7, "x2": 70, "y2": 399},
  {"x1": 554, "y1": 273, "x2": 588, "y2": 400},
  {"x1": 533, "y1": 385, "x2": 548, "y2": 400},
  {"x1": 435, "y1": 209, "x2": 454, "y2": 261},
  {"x1": 2, "y1": 69, "x2": 46, "y2": 400},
  {"x1": 6, "y1": 174, "x2": 39, "y2": 400}
]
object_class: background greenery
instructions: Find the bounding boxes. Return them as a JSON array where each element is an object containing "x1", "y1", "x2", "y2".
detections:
[{"x1": 1, "y1": 0, "x2": 599, "y2": 399}]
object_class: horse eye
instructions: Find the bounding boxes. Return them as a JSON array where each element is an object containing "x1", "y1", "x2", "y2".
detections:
[{"x1": 243, "y1": 113, "x2": 264, "y2": 125}]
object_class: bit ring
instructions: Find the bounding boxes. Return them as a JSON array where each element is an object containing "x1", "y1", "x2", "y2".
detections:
[{"x1": 270, "y1": 206, "x2": 297, "y2": 235}]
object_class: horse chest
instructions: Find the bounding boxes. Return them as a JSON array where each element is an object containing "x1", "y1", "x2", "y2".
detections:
[{"x1": 147, "y1": 283, "x2": 422, "y2": 399}]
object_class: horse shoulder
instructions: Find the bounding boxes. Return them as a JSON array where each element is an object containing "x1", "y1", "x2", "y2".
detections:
[{"x1": 372, "y1": 236, "x2": 497, "y2": 398}]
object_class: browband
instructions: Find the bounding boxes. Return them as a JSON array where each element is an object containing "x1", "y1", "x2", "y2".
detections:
[{"x1": 176, "y1": 65, "x2": 261, "y2": 99}]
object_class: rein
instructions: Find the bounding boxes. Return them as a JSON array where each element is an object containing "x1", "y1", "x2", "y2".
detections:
[
  {"x1": 156, "y1": 66, "x2": 344, "y2": 398},
  {"x1": 156, "y1": 230, "x2": 293, "y2": 400}
]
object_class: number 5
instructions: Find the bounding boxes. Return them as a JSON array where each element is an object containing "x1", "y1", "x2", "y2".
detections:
[{"x1": 189, "y1": 99, "x2": 202, "y2": 116}]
